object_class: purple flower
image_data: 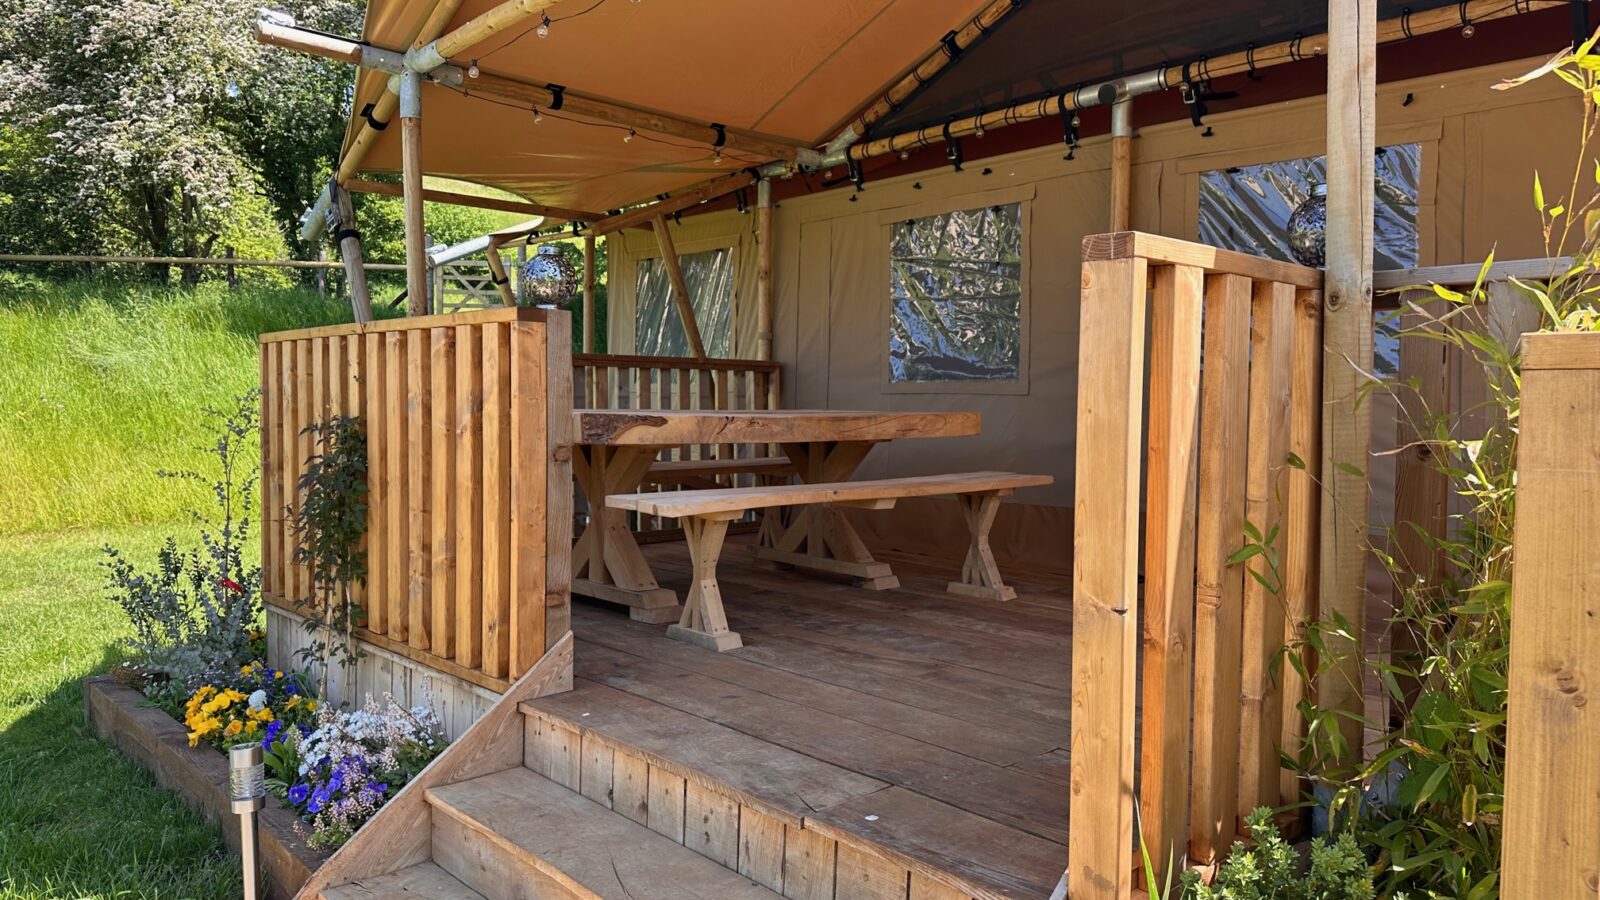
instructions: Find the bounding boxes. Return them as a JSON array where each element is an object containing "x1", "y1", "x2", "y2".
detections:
[
  {"x1": 263, "y1": 720, "x2": 283, "y2": 746},
  {"x1": 329, "y1": 769, "x2": 345, "y2": 793},
  {"x1": 308, "y1": 787, "x2": 331, "y2": 814},
  {"x1": 288, "y1": 783, "x2": 309, "y2": 805},
  {"x1": 373, "y1": 783, "x2": 388, "y2": 794}
]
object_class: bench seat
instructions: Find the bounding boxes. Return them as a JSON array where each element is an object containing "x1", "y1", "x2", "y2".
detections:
[{"x1": 607, "y1": 472, "x2": 1051, "y2": 651}]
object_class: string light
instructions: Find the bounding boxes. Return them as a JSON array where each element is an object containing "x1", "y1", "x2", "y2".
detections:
[
  {"x1": 899, "y1": 150, "x2": 910, "y2": 160},
  {"x1": 975, "y1": 124, "x2": 986, "y2": 138},
  {"x1": 533, "y1": 107, "x2": 543, "y2": 124},
  {"x1": 624, "y1": 128, "x2": 636, "y2": 143},
  {"x1": 467, "y1": 59, "x2": 480, "y2": 78},
  {"x1": 536, "y1": 13, "x2": 551, "y2": 37},
  {"x1": 713, "y1": 149, "x2": 723, "y2": 165}
]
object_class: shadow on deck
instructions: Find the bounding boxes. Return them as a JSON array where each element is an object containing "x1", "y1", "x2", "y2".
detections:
[{"x1": 539, "y1": 536, "x2": 1073, "y2": 898}]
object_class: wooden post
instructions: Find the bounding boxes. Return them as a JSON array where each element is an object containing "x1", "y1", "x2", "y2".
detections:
[
  {"x1": 1502, "y1": 332, "x2": 1600, "y2": 898},
  {"x1": 1109, "y1": 99, "x2": 1133, "y2": 232},
  {"x1": 333, "y1": 183, "x2": 373, "y2": 324},
  {"x1": 1069, "y1": 255, "x2": 1147, "y2": 899},
  {"x1": 583, "y1": 235, "x2": 596, "y2": 353},
  {"x1": 225, "y1": 245, "x2": 239, "y2": 292},
  {"x1": 315, "y1": 249, "x2": 328, "y2": 297},
  {"x1": 755, "y1": 179, "x2": 774, "y2": 361},
  {"x1": 1319, "y1": 0, "x2": 1375, "y2": 764},
  {"x1": 400, "y1": 69, "x2": 429, "y2": 317},
  {"x1": 652, "y1": 214, "x2": 707, "y2": 359}
]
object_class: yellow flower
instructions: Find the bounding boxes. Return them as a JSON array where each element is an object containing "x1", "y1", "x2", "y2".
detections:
[
  {"x1": 245, "y1": 720, "x2": 259, "y2": 735},
  {"x1": 240, "y1": 664, "x2": 253, "y2": 676},
  {"x1": 274, "y1": 671, "x2": 284, "y2": 679},
  {"x1": 224, "y1": 720, "x2": 243, "y2": 738},
  {"x1": 306, "y1": 700, "x2": 318, "y2": 712},
  {"x1": 251, "y1": 707, "x2": 275, "y2": 723},
  {"x1": 188, "y1": 731, "x2": 202, "y2": 747},
  {"x1": 285, "y1": 696, "x2": 300, "y2": 710}
]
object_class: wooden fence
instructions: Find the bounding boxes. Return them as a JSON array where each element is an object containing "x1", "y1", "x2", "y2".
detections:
[
  {"x1": 259, "y1": 307, "x2": 573, "y2": 690},
  {"x1": 1502, "y1": 330, "x2": 1600, "y2": 898},
  {"x1": 1071, "y1": 233, "x2": 1324, "y2": 895}
]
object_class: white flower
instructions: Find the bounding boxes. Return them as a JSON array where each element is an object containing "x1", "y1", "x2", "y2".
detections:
[{"x1": 248, "y1": 689, "x2": 267, "y2": 711}]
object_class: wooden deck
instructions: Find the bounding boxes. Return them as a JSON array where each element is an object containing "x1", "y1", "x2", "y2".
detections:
[{"x1": 543, "y1": 535, "x2": 1073, "y2": 898}]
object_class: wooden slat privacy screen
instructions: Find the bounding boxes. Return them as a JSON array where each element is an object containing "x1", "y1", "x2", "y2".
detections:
[
  {"x1": 260, "y1": 308, "x2": 573, "y2": 689},
  {"x1": 1070, "y1": 233, "x2": 1323, "y2": 896}
]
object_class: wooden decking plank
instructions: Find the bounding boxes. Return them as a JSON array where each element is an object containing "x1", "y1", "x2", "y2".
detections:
[
  {"x1": 570, "y1": 612, "x2": 1059, "y2": 765},
  {"x1": 1007, "y1": 749, "x2": 1072, "y2": 786},
  {"x1": 808, "y1": 787, "x2": 1065, "y2": 899},
  {"x1": 574, "y1": 641, "x2": 1070, "y2": 844},
  {"x1": 322, "y1": 862, "x2": 485, "y2": 900},
  {"x1": 427, "y1": 767, "x2": 781, "y2": 899},
  {"x1": 523, "y1": 679, "x2": 886, "y2": 817}
]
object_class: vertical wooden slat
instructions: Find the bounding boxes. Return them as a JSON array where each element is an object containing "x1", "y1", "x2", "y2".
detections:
[
  {"x1": 1188, "y1": 273, "x2": 1253, "y2": 863},
  {"x1": 384, "y1": 332, "x2": 409, "y2": 642},
  {"x1": 261, "y1": 343, "x2": 280, "y2": 598},
  {"x1": 481, "y1": 323, "x2": 511, "y2": 678},
  {"x1": 365, "y1": 332, "x2": 387, "y2": 636},
  {"x1": 294, "y1": 339, "x2": 313, "y2": 602},
  {"x1": 1068, "y1": 256, "x2": 1147, "y2": 899},
  {"x1": 430, "y1": 328, "x2": 456, "y2": 660},
  {"x1": 1502, "y1": 332, "x2": 1600, "y2": 899},
  {"x1": 343, "y1": 334, "x2": 365, "y2": 619},
  {"x1": 1281, "y1": 288, "x2": 1323, "y2": 806},
  {"x1": 508, "y1": 321, "x2": 548, "y2": 675},
  {"x1": 1139, "y1": 263, "x2": 1203, "y2": 876},
  {"x1": 455, "y1": 325, "x2": 484, "y2": 669},
  {"x1": 1238, "y1": 280, "x2": 1296, "y2": 816},
  {"x1": 406, "y1": 331, "x2": 432, "y2": 651},
  {"x1": 544, "y1": 313, "x2": 574, "y2": 653}
]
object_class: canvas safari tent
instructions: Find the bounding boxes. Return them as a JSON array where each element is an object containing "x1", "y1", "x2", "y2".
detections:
[{"x1": 249, "y1": 1, "x2": 1594, "y2": 897}]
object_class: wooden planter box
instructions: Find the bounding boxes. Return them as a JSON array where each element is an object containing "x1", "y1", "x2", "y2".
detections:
[{"x1": 83, "y1": 675, "x2": 329, "y2": 900}]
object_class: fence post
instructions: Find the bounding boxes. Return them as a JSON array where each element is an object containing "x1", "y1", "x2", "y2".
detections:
[
  {"x1": 1502, "y1": 331, "x2": 1600, "y2": 897},
  {"x1": 225, "y1": 246, "x2": 239, "y2": 292},
  {"x1": 316, "y1": 249, "x2": 327, "y2": 297}
]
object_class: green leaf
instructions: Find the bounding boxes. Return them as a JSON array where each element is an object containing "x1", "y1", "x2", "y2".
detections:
[
  {"x1": 1534, "y1": 171, "x2": 1546, "y2": 211},
  {"x1": 1227, "y1": 544, "x2": 1264, "y2": 566},
  {"x1": 1284, "y1": 451, "x2": 1305, "y2": 470}
]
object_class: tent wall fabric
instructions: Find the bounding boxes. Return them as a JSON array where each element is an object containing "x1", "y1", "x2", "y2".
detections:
[{"x1": 606, "y1": 54, "x2": 1583, "y2": 572}]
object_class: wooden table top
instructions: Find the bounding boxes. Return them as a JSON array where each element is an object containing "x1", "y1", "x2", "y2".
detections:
[{"x1": 574, "y1": 409, "x2": 981, "y2": 447}]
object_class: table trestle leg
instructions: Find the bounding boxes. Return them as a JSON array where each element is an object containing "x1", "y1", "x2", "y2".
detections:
[
  {"x1": 666, "y1": 512, "x2": 745, "y2": 652},
  {"x1": 946, "y1": 490, "x2": 1017, "y2": 602}
]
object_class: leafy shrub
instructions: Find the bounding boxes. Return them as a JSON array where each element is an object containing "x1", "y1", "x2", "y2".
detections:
[
  {"x1": 291, "y1": 414, "x2": 369, "y2": 698},
  {"x1": 104, "y1": 391, "x2": 261, "y2": 696},
  {"x1": 1180, "y1": 809, "x2": 1374, "y2": 900}
]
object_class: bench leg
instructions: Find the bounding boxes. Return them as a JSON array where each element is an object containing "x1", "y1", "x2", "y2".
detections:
[
  {"x1": 947, "y1": 492, "x2": 1017, "y2": 602},
  {"x1": 666, "y1": 513, "x2": 744, "y2": 652}
]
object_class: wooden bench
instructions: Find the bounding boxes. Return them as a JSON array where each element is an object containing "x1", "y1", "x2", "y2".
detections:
[
  {"x1": 643, "y1": 456, "x2": 795, "y2": 490},
  {"x1": 607, "y1": 471, "x2": 1052, "y2": 651}
]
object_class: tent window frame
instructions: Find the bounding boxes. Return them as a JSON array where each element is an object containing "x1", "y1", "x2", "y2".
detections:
[{"x1": 633, "y1": 243, "x2": 738, "y2": 359}]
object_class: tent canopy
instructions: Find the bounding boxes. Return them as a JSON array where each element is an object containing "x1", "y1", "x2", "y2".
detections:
[{"x1": 342, "y1": 0, "x2": 1471, "y2": 216}]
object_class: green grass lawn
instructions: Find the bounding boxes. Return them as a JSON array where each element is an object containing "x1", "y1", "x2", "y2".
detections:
[{"x1": 0, "y1": 526, "x2": 240, "y2": 898}]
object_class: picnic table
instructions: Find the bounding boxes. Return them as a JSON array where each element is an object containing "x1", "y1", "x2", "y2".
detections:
[{"x1": 571, "y1": 409, "x2": 981, "y2": 619}]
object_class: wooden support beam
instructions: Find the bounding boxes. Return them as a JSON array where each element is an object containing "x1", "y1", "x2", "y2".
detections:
[
  {"x1": 338, "y1": 0, "x2": 464, "y2": 185},
  {"x1": 652, "y1": 215, "x2": 706, "y2": 359},
  {"x1": 428, "y1": 0, "x2": 564, "y2": 62},
  {"x1": 400, "y1": 70, "x2": 429, "y2": 316},
  {"x1": 344, "y1": 178, "x2": 599, "y2": 222},
  {"x1": 484, "y1": 237, "x2": 518, "y2": 307},
  {"x1": 590, "y1": 173, "x2": 757, "y2": 236},
  {"x1": 755, "y1": 179, "x2": 774, "y2": 361},
  {"x1": 333, "y1": 182, "x2": 373, "y2": 323},
  {"x1": 1320, "y1": 0, "x2": 1376, "y2": 764},
  {"x1": 582, "y1": 235, "x2": 596, "y2": 353}
]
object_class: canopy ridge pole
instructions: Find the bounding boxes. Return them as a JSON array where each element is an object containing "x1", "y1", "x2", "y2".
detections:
[
  {"x1": 1109, "y1": 95, "x2": 1134, "y2": 232},
  {"x1": 1321, "y1": 0, "x2": 1376, "y2": 766},
  {"x1": 484, "y1": 236, "x2": 519, "y2": 307},
  {"x1": 583, "y1": 235, "x2": 597, "y2": 353},
  {"x1": 345, "y1": 178, "x2": 598, "y2": 221},
  {"x1": 332, "y1": 181, "x2": 374, "y2": 323},
  {"x1": 837, "y1": 0, "x2": 1561, "y2": 165},
  {"x1": 754, "y1": 178, "x2": 774, "y2": 361},
  {"x1": 827, "y1": 0, "x2": 1022, "y2": 151},
  {"x1": 652, "y1": 214, "x2": 707, "y2": 359},
  {"x1": 399, "y1": 69, "x2": 430, "y2": 315}
]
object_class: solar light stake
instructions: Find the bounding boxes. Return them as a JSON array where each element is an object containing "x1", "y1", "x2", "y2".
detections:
[{"x1": 230, "y1": 742, "x2": 266, "y2": 900}]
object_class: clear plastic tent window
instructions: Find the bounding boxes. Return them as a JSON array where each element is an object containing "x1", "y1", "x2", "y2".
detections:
[
  {"x1": 890, "y1": 203, "x2": 1023, "y2": 383},
  {"x1": 635, "y1": 248, "x2": 735, "y2": 358},
  {"x1": 1198, "y1": 144, "x2": 1421, "y2": 375}
]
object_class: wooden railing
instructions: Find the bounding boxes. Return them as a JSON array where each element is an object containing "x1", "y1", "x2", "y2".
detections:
[
  {"x1": 573, "y1": 353, "x2": 783, "y2": 531},
  {"x1": 259, "y1": 307, "x2": 573, "y2": 690},
  {"x1": 1070, "y1": 233, "x2": 1323, "y2": 895}
]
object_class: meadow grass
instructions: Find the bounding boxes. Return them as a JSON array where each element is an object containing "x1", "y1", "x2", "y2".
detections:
[
  {"x1": 0, "y1": 276, "x2": 395, "y2": 534},
  {"x1": 0, "y1": 526, "x2": 244, "y2": 899}
]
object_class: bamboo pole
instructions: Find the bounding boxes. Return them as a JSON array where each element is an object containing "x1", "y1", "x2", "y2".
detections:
[
  {"x1": 344, "y1": 178, "x2": 598, "y2": 221},
  {"x1": 582, "y1": 235, "x2": 596, "y2": 353},
  {"x1": 846, "y1": 0, "x2": 1560, "y2": 163},
  {"x1": 755, "y1": 178, "x2": 774, "y2": 361},
  {"x1": 484, "y1": 237, "x2": 519, "y2": 306},
  {"x1": 400, "y1": 70, "x2": 429, "y2": 315},
  {"x1": 1108, "y1": 98, "x2": 1133, "y2": 232},
  {"x1": 333, "y1": 182, "x2": 374, "y2": 323},
  {"x1": 652, "y1": 214, "x2": 706, "y2": 359},
  {"x1": 426, "y1": 0, "x2": 564, "y2": 63},
  {"x1": 592, "y1": 173, "x2": 757, "y2": 235},
  {"x1": 1320, "y1": 0, "x2": 1376, "y2": 766}
]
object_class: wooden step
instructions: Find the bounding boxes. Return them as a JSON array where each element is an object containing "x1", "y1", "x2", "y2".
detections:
[
  {"x1": 427, "y1": 767, "x2": 782, "y2": 900},
  {"x1": 322, "y1": 862, "x2": 486, "y2": 900}
]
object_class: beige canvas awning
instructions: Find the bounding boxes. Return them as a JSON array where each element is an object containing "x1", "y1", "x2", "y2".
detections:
[{"x1": 342, "y1": 0, "x2": 989, "y2": 215}]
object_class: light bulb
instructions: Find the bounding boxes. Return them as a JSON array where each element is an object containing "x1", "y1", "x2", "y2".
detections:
[
  {"x1": 713, "y1": 150, "x2": 723, "y2": 165},
  {"x1": 624, "y1": 129, "x2": 635, "y2": 143},
  {"x1": 1461, "y1": 22, "x2": 1475, "y2": 37},
  {"x1": 536, "y1": 14, "x2": 550, "y2": 37},
  {"x1": 467, "y1": 59, "x2": 480, "y2": 78},
  {"x1": 975, "y1": 124, "x2": 985, "y2": 138},
  {"x1": 899, "y1": 150, "x2": 909, "y2": 160},
  {"x1": 533, "y1": 107, "x2": 543, "y2": 124}
]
